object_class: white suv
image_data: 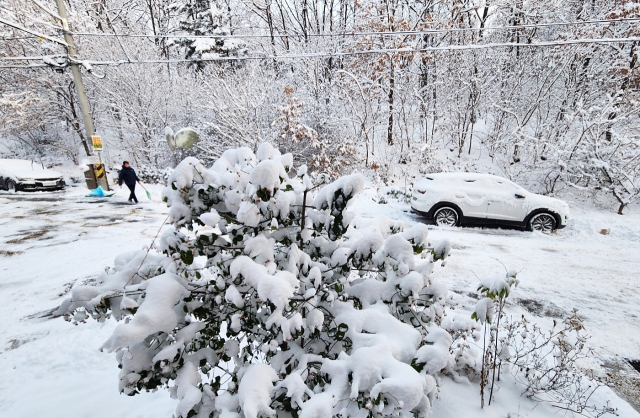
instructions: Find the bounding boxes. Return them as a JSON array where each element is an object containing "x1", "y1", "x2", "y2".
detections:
[{"x1": 411, "y1": 173, "x2": 569, "y2": 232}]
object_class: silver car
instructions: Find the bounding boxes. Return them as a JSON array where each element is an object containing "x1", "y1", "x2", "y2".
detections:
[{"x1": 0, "y1": 159, "x2": 66, "y2": 192}]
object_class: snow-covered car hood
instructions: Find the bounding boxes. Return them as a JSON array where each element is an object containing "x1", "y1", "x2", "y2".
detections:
[
  {"x1": 6, "y1": 169, "x2": 63, "y2": 180},
  {"x1": 0, "y1": 159, "x2": 63, "y2": 181},
  {"x1": 524, "y1": 192, "x2": 570, "y2": 217}
]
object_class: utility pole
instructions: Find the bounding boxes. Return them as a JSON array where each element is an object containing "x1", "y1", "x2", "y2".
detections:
[
  {"x1": 55, "y1": 0, "x2": 93, "y2": 155},
  {"x1": 54, "y1": 0, "x2": 109, "y2": 190}
]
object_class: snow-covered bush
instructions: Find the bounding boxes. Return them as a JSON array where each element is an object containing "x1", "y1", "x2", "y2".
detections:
[
  {"x1": 377, "y1": 186, "x2": 412, "y2": 204},
  {"x1": 472, "y1": 270, "x2": 519, "y2": 407},
  {"x1": 136, "y1": 165, "x2": 175, "y2": 185},
  {"x1": 57, "y1": 142, "x2": 466, "y2": 418},
  {"x1": 472, "y1": 272, "x2": 617, "y2": 417},
  {"x1": 499, "y1": 311, "x2": 617, "y2": 417},
  {"x1": 110, "y1": 165, "x2": 173, "y2": 186}
]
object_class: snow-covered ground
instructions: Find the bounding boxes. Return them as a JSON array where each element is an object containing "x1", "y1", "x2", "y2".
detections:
[
  {"x1": 0, "y1": 185, "x2": 639, "y2": 417},
  {"x1": 0, "y1": 185, "x2": 176, "y2": 417},
  {"x1": 356, "y1": 189, "x2": 640, "y2": 360}
]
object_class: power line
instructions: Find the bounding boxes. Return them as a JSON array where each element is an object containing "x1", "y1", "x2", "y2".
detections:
[
  {"x1": 3, "y1": 36, "x2": 638, "y2": 70},
  {"x1": 68, "y1": 17, "x2": 640, "y2": 40},
  {"x1": 0, "y1": 17, "x2": 68, "y2": 46},
  {"x1": 70, "y1": 36, "x2": 640, "y2": 64},
  {"x1": 1, "y1": 35, "x2": 40, "y2": 40},
  {"x1": 2, "y1": 54, "x2": 64, "y2": 60},
  {"x1": 0, "y1": 63, "x2": 48, "y2": 69},
  {"x1": 1, "y1": 15, "x2": 638, "y2": 51}
]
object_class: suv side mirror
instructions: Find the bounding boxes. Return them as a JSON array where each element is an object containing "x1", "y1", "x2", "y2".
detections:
[{"x1": 515, "y1": 193, "x2": 526, "y2": 199}]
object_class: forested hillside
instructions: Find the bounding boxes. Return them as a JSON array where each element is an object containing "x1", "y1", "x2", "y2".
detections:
[{"x1": 1, "y1": 0, "x2": 639, "y2": 211}]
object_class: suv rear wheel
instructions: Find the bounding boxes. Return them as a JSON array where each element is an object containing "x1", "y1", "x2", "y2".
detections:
[
  {"x1": 528, "y1": 212, "x2": 556, "y2": 233},
  {"x1": 433, "y1": 206, "x2": 459, "y2": 227}
]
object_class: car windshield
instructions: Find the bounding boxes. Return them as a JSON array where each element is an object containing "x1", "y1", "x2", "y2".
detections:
[{"x1": 493, "y1": 177, "x2": 528, "y2": 193}]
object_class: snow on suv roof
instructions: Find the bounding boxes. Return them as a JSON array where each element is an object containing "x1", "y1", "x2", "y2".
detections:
[{"x1": 416, "y1": 172, "x2": 527, "y2": 194}]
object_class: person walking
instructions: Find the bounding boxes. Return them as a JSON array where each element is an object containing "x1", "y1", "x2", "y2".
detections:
[{"x1": 118, "y1": 161, "x2": 141, "y2": 203}]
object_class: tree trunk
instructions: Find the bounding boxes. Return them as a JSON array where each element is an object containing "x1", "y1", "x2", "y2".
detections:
[{"x1": 387, "y1": 55, "x2": 395, "y2": 146}]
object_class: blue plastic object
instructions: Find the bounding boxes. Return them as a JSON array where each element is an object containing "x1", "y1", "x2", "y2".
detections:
[{"x1": 88, "y1": 186, "x2": 106, "y2": 197}]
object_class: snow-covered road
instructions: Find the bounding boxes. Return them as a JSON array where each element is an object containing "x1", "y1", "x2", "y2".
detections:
[
  {"x1": 0, "y1": 187, "x2": 177, "y2": 417},
  {"x1": 0, "y1": 186, "x2": 638, "y2": 417}
]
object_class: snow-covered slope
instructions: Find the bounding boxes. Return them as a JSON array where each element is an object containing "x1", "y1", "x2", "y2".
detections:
[{"x1": 0, "y1": 186, "x2": 638, "y2": 417}]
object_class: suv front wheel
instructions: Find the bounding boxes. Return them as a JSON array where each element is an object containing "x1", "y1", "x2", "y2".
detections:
[
  {"x1": 528, "y1": 212, "x2": 557, "y2": 233},
  {"x1": 5, "y1": 179, "x2": 16, "y2": 193},
  {"x1": 433, "y1": 206, "x2": 459, "y2": 227}
]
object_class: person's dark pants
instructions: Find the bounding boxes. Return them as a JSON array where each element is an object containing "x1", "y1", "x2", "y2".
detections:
[{"x1": 126, "y1": 183, "x2": 138, "y2": 203}]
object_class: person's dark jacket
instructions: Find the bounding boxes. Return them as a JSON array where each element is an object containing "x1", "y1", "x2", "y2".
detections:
[{"x1": 118, "y1": 166, "x2": 140, "y2": 186}]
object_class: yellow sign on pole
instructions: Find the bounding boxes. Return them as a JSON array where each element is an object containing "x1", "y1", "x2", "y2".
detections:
[
  {"x1": 95, "y1": 164, "x2": 105, "y2": 178},
  {"x1": 91, "y1": 135, "x2": 103, "y2": 150}
]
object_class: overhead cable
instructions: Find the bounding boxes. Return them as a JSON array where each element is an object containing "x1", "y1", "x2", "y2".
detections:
[
  {"x1": 2, "y1": 36, "x2": 638, "y2": 71},
  {"x1": 71, "y1": 36, "x2": 640, "y2": 65},
  {"x1": 68, "y1": 17, "x2": 640, "y2": 40},
  {"x1": 0, "y1": 17, "x2": 68, "y2": 46}
]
